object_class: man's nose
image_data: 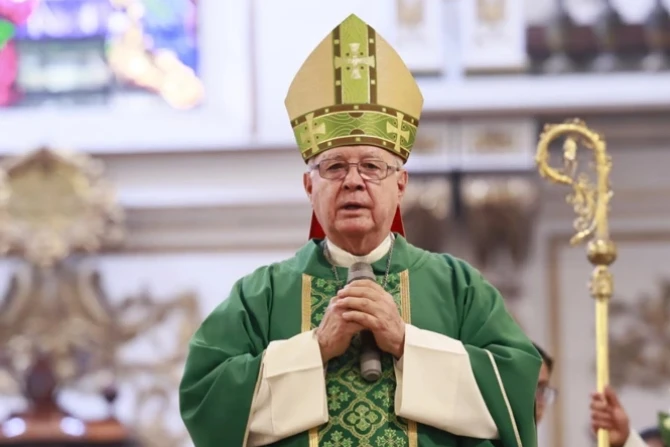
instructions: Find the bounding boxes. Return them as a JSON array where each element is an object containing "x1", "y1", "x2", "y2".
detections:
[{"x1": 343, "y1": 165, "x2": 365, "y2": 190}]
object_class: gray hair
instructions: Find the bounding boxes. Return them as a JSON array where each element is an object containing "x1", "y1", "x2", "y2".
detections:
[{"x1": 390, "y1": 153, "x2": 404, "y2": 169}]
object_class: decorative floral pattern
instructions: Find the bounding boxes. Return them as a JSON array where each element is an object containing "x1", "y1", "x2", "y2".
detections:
[{"x1": 311, "y1": 273, "x2": 410, "y2": 446}]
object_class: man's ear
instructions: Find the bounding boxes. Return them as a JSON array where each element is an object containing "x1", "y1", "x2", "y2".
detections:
[
  {"x1": 397, "y1": 169, "x2": 408, "y2": 199},
  {"x1": 303, "y1": 171, "x2": 313, "y2": 199}
]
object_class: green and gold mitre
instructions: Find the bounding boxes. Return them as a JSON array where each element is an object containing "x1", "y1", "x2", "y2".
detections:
[{"x1": 284, "y1": 14, "x2": 424, "y2": 162}]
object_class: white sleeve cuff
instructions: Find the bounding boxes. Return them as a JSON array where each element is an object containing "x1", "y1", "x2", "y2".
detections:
[
  {"x1": 394, "y1": 324, "x2": 498, "y2": 439},
  {"x1": 623, "y1": 430, "x2": 647, "y2": 447},
  {"x1": 247, "y1": 330, "x2": 328, "y2": 446}
]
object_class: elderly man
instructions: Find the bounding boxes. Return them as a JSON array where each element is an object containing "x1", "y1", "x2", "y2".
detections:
[
  {"x1": 533, "y1": 343, "x2": 557, "y2": 424},
  {"x1": 179, "y1": 14, "x2": 541, "y2": 447}
]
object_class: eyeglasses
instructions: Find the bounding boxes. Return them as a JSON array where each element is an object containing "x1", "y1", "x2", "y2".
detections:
[
  {"x1": 536, "y1": 385, "x2": 558, "y2": 405},
  {"x1": 310, "y1": 158, "x2": 402, "y2": 181}
]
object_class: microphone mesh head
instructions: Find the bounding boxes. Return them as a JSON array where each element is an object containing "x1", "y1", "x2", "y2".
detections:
[{"x1": 347, "y1": 262, "x2": 375, "y2": 284}]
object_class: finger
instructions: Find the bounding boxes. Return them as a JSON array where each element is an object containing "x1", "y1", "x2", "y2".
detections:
[
  {"x1": 604, "y1": 386, "x2": 622, "y2": 408},
  {"x1": 337, "y1": 286, "x2": 380, "y2": 301},
  {"x1": 339, "y1": 279, "x2": 387, "y2": 297},
  {"x1": 346, "y1": 279, "x2": 385, "y2": 292},
  {"x1": 327, "y1": 296, "x2": 343, "y2": 311},
  {"x1": 591, "y1": 416, "x2": 614, "y2": 430},
  {"x1": 342, "y1": 310, "x2": 380, "y2": 330},
  {"x1": 337, "y1": 297, "x2": 380, "y2": 315},
  {"x1": 591, "y1": 423, "x2": 613, "y2": 433},
  {"x1": 345, "y1": 322, "x2": 365, "y2": 333},
  {"x1": 591, "y1": 416, "x2": 614, "y2": 427},
  {"x1": 590, "y1": 393, "x2": 607, "y2": 405},
  {"x1": 590, "y1": 410, "x2": 613, "y2": 421},
  {"x1": 590, "y1": 409, "x2": 611, "y2": 420},
  {"x1": 590, "y1": 398, "x2": 608, "y2": 411}
]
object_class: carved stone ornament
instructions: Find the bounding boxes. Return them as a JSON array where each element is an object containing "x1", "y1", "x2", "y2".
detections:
[
  {"x1": 0, "y1": 148, "x2": 201, "y2": 447},
  {"x1": 0, "y1": 147, "x2": 125, "y2": 267},
  {"x1": 0, "y1": 262, "x2": 201, "y2": 446},
  {"x1": 400, "y1": 178, "x2": 452, "y2": 252},
  {"x1": 608, "y1": 279, "x2": 670, "y2": 389},
  {"x1": 461, "y1": 176, "x2": 539, "y2": 298}
]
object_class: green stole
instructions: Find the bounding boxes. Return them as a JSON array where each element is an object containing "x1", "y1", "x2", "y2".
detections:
[{"x1": 302, "y1": 263, "x2": 416, "y2": 447}]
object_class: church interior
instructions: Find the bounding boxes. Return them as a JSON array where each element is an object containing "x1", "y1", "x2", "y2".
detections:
[{"x1": 0, "y1": 0, "x2": 669, "y2": 446}]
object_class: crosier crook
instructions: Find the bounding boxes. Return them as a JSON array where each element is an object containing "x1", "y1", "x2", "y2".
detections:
[{"x1": 535, "y1": 118, "x2": 616, "y2": 447}]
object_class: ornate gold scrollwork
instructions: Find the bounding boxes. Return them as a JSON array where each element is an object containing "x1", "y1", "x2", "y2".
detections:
[
  {"x1": 0, "y1": 148, "x2": 124, "y2": 267},
  {"x1": 536, "y1": 119, "x2": 614, "y2": 248},
  {"x1": 536, "y1": 119, "x2": 616, "y2": 447},
  {"x1": 0, "y1": 148, "x2": 200, "y2": 447}
]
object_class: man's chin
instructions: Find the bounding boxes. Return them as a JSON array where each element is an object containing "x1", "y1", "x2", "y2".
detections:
[{"x1": 334, "y1": 219, "x2": 374, "y2": 236}]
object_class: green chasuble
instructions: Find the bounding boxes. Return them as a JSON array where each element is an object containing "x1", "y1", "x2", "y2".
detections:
[{"x1": 179, "y1": 235, "x2": 541, "y2": 447}]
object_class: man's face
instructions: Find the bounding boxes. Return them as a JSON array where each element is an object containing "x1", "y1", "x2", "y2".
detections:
[
  {"x1": 303, "y1": 145, "x2": 407, "y2": 241},
  {"x1": 535, "y1": 361, "x2": 553, "y2": 423}
]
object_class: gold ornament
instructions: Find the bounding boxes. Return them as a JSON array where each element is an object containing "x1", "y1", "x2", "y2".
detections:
[
  {"x1": 0, "y1": 148, "x2": 124, "y2": 267},
  {"x1": 536, "y1": 119, "x2": 615, "y2": 447}
]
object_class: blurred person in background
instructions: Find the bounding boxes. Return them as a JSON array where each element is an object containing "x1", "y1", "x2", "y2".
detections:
[
  {"x1": 590, "y1": 386, "x2": 665, "y2": 447},
  {"x1": 533, "y1": 343, "x2": 557, "y2": 424},
  {"x1": 179, "y1": 14, "x2": 541, "y2": 447}
]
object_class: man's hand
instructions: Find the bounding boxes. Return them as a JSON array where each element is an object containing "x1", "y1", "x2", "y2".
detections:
[
  {"x1": 590, "y1": 386, "x2": 630, "y2": 447},
  {"x1": 316, "y1": 297, "x2": 364, "y2": 364},
  {"x1": 336, "y1": 279, "x2": 406, "y2": 358}
]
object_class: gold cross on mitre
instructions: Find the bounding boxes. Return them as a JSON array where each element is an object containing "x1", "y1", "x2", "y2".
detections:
[
  {"x1": 387, "y1": 112, "x2": 410, "y2": 151},
  {"x1": 334, "y1": 43, "x2": 376, "y2": 79},
  {"x1": 299, "y1": 112, "x2": 326, "y2": 155}
]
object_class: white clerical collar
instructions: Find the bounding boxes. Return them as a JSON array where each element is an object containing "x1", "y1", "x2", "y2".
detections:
[{"x1": 325, "y1": 234, "x2": 393, "y2": 268}]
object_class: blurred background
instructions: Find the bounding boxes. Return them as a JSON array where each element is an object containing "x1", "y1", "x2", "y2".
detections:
[{"x1": 0, "y1": 0, "x2": 669, "y2": 446}]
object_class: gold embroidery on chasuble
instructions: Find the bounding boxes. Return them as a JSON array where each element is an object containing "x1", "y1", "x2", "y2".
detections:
[{"x1": 301, "y1": 272, "x2": 417, "y2": 447}]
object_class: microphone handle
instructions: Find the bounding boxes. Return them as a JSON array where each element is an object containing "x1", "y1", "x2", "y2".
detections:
[{"x1": 360, "y1": 330, "x2": 382, "y2": 382}]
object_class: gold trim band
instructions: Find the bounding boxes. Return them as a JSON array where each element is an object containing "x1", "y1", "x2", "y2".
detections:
[
  {"x1": 301, "y1": 274, "x2": 319, "y2": 447},
  {"x1": 484, "y1": 349, "x2": 522, "y2": 447},
  {"x1": 292, "y1": 105, "x2": 419, "y2": 161},
  {"x1": 399, "y1": 270, "x2": 418, "y2": 447},
  {"x1": 292, "y1": 104, "x2": 419, "y2": 127}
]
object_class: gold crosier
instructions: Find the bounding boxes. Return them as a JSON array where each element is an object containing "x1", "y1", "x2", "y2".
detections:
[{"x1": 535, "y1": 119, "x2": 616, "y2": 447}]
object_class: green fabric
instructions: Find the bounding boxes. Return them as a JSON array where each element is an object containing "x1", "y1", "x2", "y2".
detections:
[
  {"x1": 659, "y1": 411, "x2": 670, "y2": 446},
  {"x1": 0, "y1": 20, "x2": 15, "y2": 51},
  {"x1": 179, "y1": 235, "x2": 541, "y2": 447},
  {"x1": 310, "y1": 272, "x2": 412, "y2": 446},
  {"x1": 333, "y1": 14, "x2": 374, "y2": 104}
]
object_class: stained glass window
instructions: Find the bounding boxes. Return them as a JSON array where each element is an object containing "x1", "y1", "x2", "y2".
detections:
[{"x1": 0, "y1": 0, "x2": 202, "y2": 110}]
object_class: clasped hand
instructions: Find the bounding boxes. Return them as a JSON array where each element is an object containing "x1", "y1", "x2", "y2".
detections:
[
  {"x1": 590, "y1": 386, "x2": 630, "y2": 447},
  {"x1": 316, "y1": 279, "x2": 405, "y2": 363}
]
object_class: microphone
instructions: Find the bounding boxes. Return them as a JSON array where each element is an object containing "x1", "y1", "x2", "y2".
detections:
[{"x1": 346, "y1": 262, "x2": 382, "y2": 382}]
